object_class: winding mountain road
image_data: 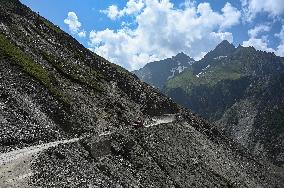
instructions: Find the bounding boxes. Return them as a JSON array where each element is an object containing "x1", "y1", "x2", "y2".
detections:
[
  {"x1": 0, "y1": 114, "x2": 177, "y2": 187},
  {"x1": 0, "y1": 138, "x2": 80, "y2": 188}
]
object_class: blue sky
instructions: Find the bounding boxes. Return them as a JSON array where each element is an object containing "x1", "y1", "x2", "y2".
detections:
[{"x1": 20, "y1": 0, "x2": 284, "y2": 70}]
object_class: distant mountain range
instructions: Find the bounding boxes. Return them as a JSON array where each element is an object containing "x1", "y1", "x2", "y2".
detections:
[
  {"x1": 132, "y1": 52, "x2": 195, "y2": 89},
  {"x1": 134, "y1": 40, "x2": 284, "y2": 167}
]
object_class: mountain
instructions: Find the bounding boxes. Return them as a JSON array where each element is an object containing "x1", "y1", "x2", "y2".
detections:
[
  {"x1": 164, "y1": 40, "x2": 284, "y2": 167},
  {"x1": 189, "y1": 40, "x2": 236, "y2": 76},
  {"x1": 0, "y1": 1, "x2": 283, "y2": 187},
  {"x1": 203, "y1": 40, "x2": 236, "y2": 60},
  {"x1": 132, "y1": 52, "x2": 195, "y2": 89}
]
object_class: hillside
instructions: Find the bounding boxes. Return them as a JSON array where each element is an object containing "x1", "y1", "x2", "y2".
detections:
[
  {"x1": 0, "y1": 0, "x2": 283, "y2": 187},
  {"x1": 164, "y1": 40, "x2": 284, "y2": 166}
]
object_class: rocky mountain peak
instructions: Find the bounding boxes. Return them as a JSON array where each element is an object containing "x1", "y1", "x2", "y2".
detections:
[
  {"x1": 133, "y1": 53, "x2": 195, "y2": 89},
  {"x1": 173, "y1": 52, "x2": 195, "y2": 63},
  {"x1": 216, "y1": 40, "x2": 235, "y2": 49},
  {"x1": 174, "y1": 52, "x2": 188, "y2": 59},
  {"x1": 204, "y1": 40, "x2": 236, "y2": 60}
]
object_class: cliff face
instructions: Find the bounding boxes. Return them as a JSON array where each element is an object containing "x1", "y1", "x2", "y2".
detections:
[{"x1": 0, "y1": 0, "x2": 283, "y2": 187}]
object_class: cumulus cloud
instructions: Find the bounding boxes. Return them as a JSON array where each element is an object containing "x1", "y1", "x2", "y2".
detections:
[
  {"x1": 248, "y1": 25, "x2": 271, "y2": 38},
  {"x1": 243, "y1": 25, "x2": 275, "y2": 52},
  {"x1": 102, "y1": 5, "x2": 120, "y2": 20},
  {"x1": 64, "y1": 12, "x2": 86, "y2": 38},
  {"x1": 180, "y1": 0, "x2": 196, "y2": 8},
  {"x1": 241, "y1": 0, "x2": 284, "y2": 21},
  {"x1": 64, "y1": 12, "x2": 81, "y2": 33},
  {"x1": 275, "y1": 26, "x2": 284, "y2": 56},
  {"x1": 242, "y1": 24, "x2": 284, "y2": 57},
  {"x1": 102, "y1": 0, "x2": 144, "y2": 20},
  {"x1": 220, "y1": 3, "x2": 242, "y2": 30},
  {"x1": 78, "y1": 31, "x2": 86, "y2": 37},
  {"x1": 243, "y1": 37, "x2": 275, "y2": 52},
  {"x1": 89, "y1": 0, "x2": 241, "y2": 70}
]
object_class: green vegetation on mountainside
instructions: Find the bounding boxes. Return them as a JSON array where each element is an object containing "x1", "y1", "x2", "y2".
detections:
[
  {"x1": 165, "y1": 59, "x2": 244, "y2": 94},
  {"x1": 0, "y1": 33, "x2": 71, "y2": 104},
  {"x1": 42, "y1": 18, "x2": 63, "y2": 34},
  {"x1": 42, "y1": 51, "x2": 103, "y2": 92}
]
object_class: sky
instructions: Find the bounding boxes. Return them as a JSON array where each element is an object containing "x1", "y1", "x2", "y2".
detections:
[{"x1": 20, "y1": 0, "x2": 284, "y2": 71}]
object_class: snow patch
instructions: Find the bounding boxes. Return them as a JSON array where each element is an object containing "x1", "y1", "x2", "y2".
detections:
[
  {"x1": 213, "y1": 56, "x2": 227, "y2": 60},
  {"x1": 168, "y1": 65, "x2": 188, "y2": 80},
  {"x1": 196, "y1": 65, "x2": 210, "y2": 78},
  {"x1": 196, "y1": 72, "x2": 202, "y2": 78},
  {"x1": 188, "y1": 60, "x2": 195, "y2": 65}
]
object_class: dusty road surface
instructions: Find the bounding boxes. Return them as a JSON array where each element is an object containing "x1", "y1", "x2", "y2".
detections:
[
  {"x1": 0, "y1": 114, "x2": 176, "y2": 187},
  {"x1": 0, "y1": 138, "x2": 80, "y2": 188},
  {"x1": 145, "y1": 114, "x2": 176, "y2": 127}
]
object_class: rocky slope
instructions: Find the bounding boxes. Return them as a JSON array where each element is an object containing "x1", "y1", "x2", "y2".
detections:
[
  {"x1": 164, "y1": 41, "x2": 284, "y2": 167},
  {"x1": 0, "y1": 0, "x2": 283, "y2": 187},
  {"x1": 133, "y1": 52, "x2": 195, "y2": 89}
]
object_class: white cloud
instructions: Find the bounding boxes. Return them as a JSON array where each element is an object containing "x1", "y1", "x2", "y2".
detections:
[
  {"x1": 242, "y1": 24, "x2": 284, "y2": 57},
  {"x1": 64, "y1": 11, "x2": 86, "y2": 38},
  {"x1": 220, "y1": 3, "x2": 241, "y2": 30},
  {"x1": 243, "y1": 37, "x2": 275, "y2": 52},
  {"x1": 102, "y1": 0, "x2": 144, "y2": 20},
  {"x1": 275, "y1": 26, "x2": 284, "y2": 56},
  {"x1": 243, "y1": 25, "x2": 275, "y2": 52},
  {"x1": 276, "y1": 44, "x2": 284, "y2": 57},
  {"x1": 89, "y1": 0, "x2": 240, "y2": 70},
  {"x1": 248, "y1": 25, "x2": 270, "y2": 38},
  {"x1": 64, "y1": 12, "x2": 81, "y2": 33},
  {"x1": 275, "y1": 26, "x2": 284, "y2": 40},
  {"x1": 124, "y1": 0, "x2": 145, "y2": 15},
  {"x1": 241, "y1": 0, "x2": 284, "y2": 21},
  {"x1": 102, "y1": 5, "x2": 120, "y2": 20},
  {"x1": 78, "y1": 30, "x2": 86, "y2": 38},
  {"x1": 180, "y1": 0, "x2": 196, "y2": 8}
]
